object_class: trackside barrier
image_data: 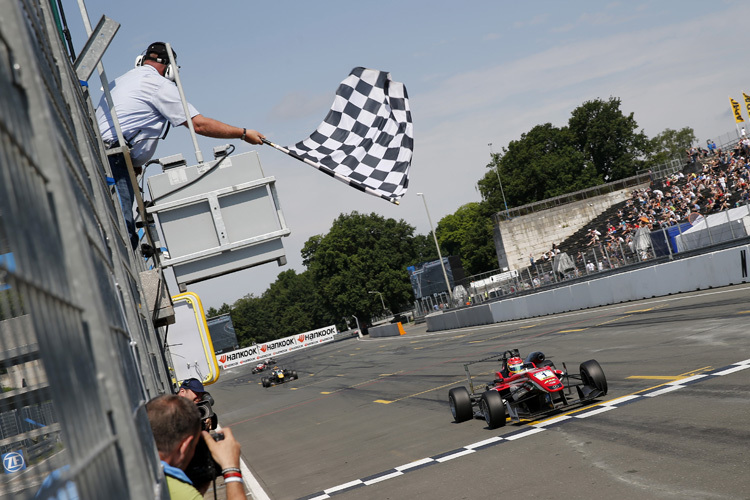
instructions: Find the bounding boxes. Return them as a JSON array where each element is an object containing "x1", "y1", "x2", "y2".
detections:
[
  {"x1": 369, "y1": 322, "x2": 406, "y2": 338},
  {"x1": 216, "y1": 325, "x2": 337, "y2": 370},
  {"x1": 425, "y1": 245, "x2": 750, "y2": 332}
]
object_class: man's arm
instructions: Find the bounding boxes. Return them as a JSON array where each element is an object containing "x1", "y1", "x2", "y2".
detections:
[
  {"x1": 202, "y1": 427, "x2": 245, "y2": 500},
  {"x1": 185, "y1": 114, "x2": 265, "y2": 145}
]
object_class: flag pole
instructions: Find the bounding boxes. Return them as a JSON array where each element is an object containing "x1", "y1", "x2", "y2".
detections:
[{"x1": 261, "y1": 138, "x2": 400, "y2": 205}]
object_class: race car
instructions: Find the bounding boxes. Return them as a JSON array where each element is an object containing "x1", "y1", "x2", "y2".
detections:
[
  {"x1": 261, "y1": 367, "x2": 298, "y2": 388},
  {"x1": 448, "y1": 349, "x2": 607, "y2": 429},
  {"x1": 251, "y1": 358, "x2": 277, "y2": 374}
]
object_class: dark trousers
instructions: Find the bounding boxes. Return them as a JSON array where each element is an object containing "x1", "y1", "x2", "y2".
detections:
[{"x1": 108, "y1": 153, "x2": 139, "y2": 250}]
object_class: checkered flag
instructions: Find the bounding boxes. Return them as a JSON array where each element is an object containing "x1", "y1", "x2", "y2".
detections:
[{"x1": 263, "y1": 67, "x2": 413, "y2": 204}]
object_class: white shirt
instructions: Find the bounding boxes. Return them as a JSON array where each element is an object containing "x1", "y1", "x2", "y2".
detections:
[{"x1": 96, "y1": 65, "x2": 199, "y2": 167}]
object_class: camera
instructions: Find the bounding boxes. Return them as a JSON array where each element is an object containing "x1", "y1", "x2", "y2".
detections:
[
  {"x1": 185, "y1": 431, "x2": 224, "y2": 487},
  {"x1": 196, "y1": 392, "x2": 218, "y2": 431}
]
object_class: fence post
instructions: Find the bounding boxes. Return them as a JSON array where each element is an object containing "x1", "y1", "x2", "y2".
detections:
[
  {"x1": 705, "y1": 215, "x2": 714, "y2": 245},
  {"x1": 663, "y1": 227, "x2": 673, "y2": 260}
]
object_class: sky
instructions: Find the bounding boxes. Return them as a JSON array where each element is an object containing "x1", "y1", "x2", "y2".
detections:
[{"x1": 64, "y1": 0, "x2": 750, "y2": 308}]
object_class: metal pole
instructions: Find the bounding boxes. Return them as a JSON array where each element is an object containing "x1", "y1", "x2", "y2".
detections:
[
  {"x1": 417, "y1": 193, "x2": 453, "y2": 302},
  {"x1": 352, "y1": 316, "x2": 363, "y2": 339},
  {"x1": 488, "y1": 143, "x2": 510, "y2": 218},
  {"x1": 165, "y1": 43, "x2": 203, "y2": 164},
  {"x1": 368, "y1": 291, "x2": 386, "y2": 311}
]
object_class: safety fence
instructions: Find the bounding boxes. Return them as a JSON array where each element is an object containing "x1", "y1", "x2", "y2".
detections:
[{"x1": 0, "y1": 2, "x2": 171, "y2": 499}]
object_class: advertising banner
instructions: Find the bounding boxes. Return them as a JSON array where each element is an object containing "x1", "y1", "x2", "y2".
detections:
[{"x1": 216, "y1": 325, "x2": 338, "y2": 370}]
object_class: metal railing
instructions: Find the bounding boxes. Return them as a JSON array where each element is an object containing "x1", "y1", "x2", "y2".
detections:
[
  {"x1": 493, "y1": 171, "x2": 652, "y2": 222},
  {"x1": 456, "y1": 203, "x2": 750, "y2": 307}
]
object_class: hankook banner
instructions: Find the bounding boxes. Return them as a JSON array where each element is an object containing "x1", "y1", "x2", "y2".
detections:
[{"x1": 216, "y1": 325, "x2": 338, "y2": 370}]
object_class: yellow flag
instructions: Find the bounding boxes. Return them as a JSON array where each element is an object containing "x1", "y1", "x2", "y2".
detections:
[
  {"x1": 731, "y1": 97, "x2": 744, "y2": 123},
  {"x1": 743, "y1": 93, "x2": 750, "y2": 120}
]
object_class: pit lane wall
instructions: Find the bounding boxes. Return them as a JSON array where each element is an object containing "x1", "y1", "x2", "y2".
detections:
[
  {"x1": 426, "y1": 244, "x2": 750, "y2": 331},
  {"x1": 217, "y1": 325, "x2": 337, "y2": 369}
]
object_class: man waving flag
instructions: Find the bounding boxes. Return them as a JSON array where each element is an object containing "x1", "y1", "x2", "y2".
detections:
[{"x1": 263, "y1": 67, "x2": 413, "y2": 204}]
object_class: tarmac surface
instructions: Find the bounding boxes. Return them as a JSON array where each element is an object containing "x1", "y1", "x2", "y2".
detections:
[{"x1": 206, "y1": 283, "x2": 750, "y2": 500}]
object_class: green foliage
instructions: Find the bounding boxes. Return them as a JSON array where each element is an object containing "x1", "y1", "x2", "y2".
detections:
[
  {"x1": 478, "y1": 123, "x2": 602, "y2": 208},
  {"x1": 410, "y1": 233, "x2": 440, "y2": 265},
  {"x1": 568, "y1": 97, "x2": 651, "y2": 181},
  {"x1": 304, "y1": 211, "x2": 419, "y2": 324},
  {"x1": 649, "y1": 127, "x2": 696, "y2": 165},
  {"x1": 226, "y1": 213, "x2": 424, "y2": 344},
  {"x1": 435, "y1": 202, "x2": 497, "y2": 276},
  {"x1": 205, "y1": 303, "x2": 230, "y2": 319}
]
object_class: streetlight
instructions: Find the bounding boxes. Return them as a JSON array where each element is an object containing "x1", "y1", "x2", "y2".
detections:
[
  {"x1": 416, "y1": 192, "x2": 453, "y2": 303},
  {"x1": 488, "y1": 143, "x2": 509, "y2": 218},
  {"x1": 368, "y1": 290, "x2": 386, "y2": 311}
]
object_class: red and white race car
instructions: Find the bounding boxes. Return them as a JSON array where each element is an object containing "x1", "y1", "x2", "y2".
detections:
[
  {"x1": 251, "y1": 358, "x2": 277, "y2": 374},
  {"x1": 448, "y1": 349, "x2": 607, "y2": 429}
]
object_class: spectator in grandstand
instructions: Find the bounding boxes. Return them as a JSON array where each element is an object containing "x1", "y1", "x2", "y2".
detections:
[
  {"x1": 97, "y1": 41, "x2": 265, "y2": 250},
  {"x1": 586, "y1": 228, "x2": 601, "y2": 247},
  {"x1": 146, "y1": 395, "x2": 245, "y2": 500}
]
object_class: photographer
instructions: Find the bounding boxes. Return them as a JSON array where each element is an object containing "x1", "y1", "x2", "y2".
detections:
[
  {"x1": 177, "y1": 378, "x2": 206, "y2": 403},
  {"x1": 146, "y1": 395, "x2": 245, "y2": 500},
  {"x1": 178, "y1": 378, "x2": 216, "y2": 430}
]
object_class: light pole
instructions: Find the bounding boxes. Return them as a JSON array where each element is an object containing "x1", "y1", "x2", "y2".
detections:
[
  {"x1": 416, "y1": 192, "x2": 453, "y2": 303},
  {"x1": 368, "y1": 290, "x2": 386, "y2": 311},
  {"x1": 488, "y1": 143, "x2": 509, "y2": 218},
  {"x1": 351, "y1": 315, "x2": 363, "y2": 339}
]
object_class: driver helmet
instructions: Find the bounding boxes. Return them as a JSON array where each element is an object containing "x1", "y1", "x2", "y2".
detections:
[{"x1": 507, "y1": 357, "x2": 524, "y2": 374}]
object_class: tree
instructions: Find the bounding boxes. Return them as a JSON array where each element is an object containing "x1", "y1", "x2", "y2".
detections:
[
  {"x1": 205, "y1": 303, "x2": 230, "y2": 319},
  {"x1": 262, "y1": 269, "x2": 334, "y2": 337},
  {"x1": 229, "y1": 294, "x2": 271, "y2": 347},
  {"x1": 303, "y1": 212, "x2": 419, "y2": 324},
  {"x1": 649, "y1": 127, "x2": 696, "y2": 165},
  {"x1": 568, "y1": 97, "x2": 651, "y2": 181},
  {"x1": 478, "y1": 123, "x2": 601, "y2": 208},
  {"x1": 435, "y1": 202, "x2": 497, "y2": 276},
  {"x1": 411, "y1": 233, "x2": 440, "y2": 265}
]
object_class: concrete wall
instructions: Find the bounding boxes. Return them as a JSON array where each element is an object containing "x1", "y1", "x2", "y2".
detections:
[
  {"x1": 494, "y1": 187, "x2": 639, "y2": 271},
  {"x1": 425, "y1": 244, "x2": 750, "y2": 332},
  {"x1": 369, "y1": 322, "x2": 406, "y2": 338}
]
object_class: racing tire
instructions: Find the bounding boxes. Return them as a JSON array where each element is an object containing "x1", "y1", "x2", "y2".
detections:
[
  {"x1": 580, "y1": 359, "x2": 607, "y2": 395},
  {"x1": 448, "y1": 387, "x2": 473, "y2": 423},
  {"x1": 292, "y1": 370, "x2": 298, "y2": 380},
  {"x1": 480, "y1": 390, "x2": 506, "y2": 429},
  {"x1": 261, "y1": 378, "x2": 270, "y2": 388}
]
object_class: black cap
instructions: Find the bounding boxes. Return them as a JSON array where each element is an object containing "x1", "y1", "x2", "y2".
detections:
[{"x1": 145, "y1": 42, "x2": 176, "y2": 64}]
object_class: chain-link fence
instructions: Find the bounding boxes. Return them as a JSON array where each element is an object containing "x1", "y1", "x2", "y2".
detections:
[{"x1": 0, "y1": 2, "x2": 172, "y2": 498}]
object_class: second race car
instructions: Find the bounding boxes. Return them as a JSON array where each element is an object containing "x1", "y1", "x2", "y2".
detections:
[
  {"x1": 448, "y1": 349, "x2": 607, "y2": 429},
  {"x1": 251, "y1": 358, "x2": 277, "y2": 374}
]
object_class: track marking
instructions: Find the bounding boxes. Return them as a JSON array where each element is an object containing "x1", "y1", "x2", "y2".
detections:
[
  {"x1": 297, "y1": 359, "x2": 750, "y2": 500},
  {"x1": 374, "y1": 400, "x2": 393, "y2": 404},
  {"x1": 627, "y1": 375, "x2": 683, "y2": 380},
  {"x1": 558, "y1": 328, "x2": 586, "y2": 333}
]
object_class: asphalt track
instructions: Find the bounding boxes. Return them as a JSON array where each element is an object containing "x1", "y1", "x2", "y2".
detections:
[{"x1": 208, "y1": 284, "x2": 750, "y2": 500}]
